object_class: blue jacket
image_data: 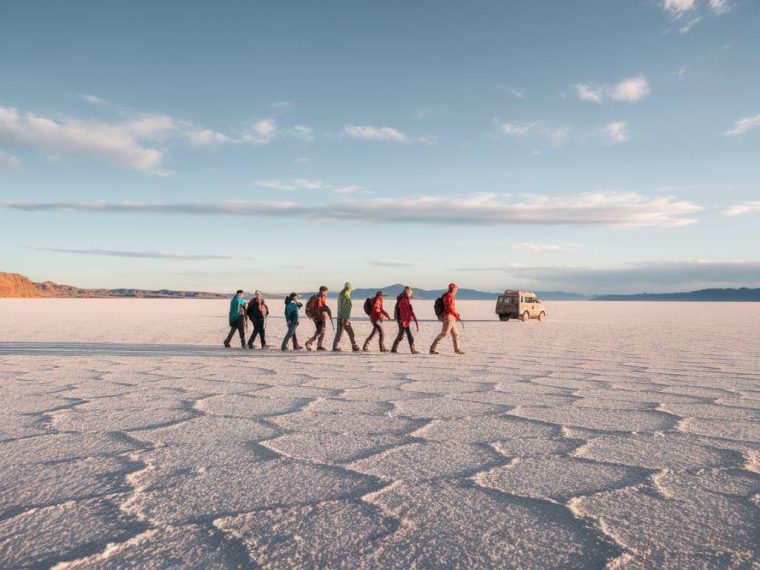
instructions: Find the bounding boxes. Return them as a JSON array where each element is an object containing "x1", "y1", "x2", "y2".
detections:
[
  {"x1": 229, "y1": 296, "x2": 246, "y2": 326},
  {"x1": 285, "y1": 298, "x2": 302, "y2": 326}
]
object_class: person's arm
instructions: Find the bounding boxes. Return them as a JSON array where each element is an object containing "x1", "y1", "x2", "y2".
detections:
[
  {"x1": 382, "y1": 309, "x2": 391, "y2": 320},
  {"x1": 411, "y1": 307, "x2": 420, "y2": 331}
]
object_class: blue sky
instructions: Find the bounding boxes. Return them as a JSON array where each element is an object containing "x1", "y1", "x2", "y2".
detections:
[{"x1": 1, "y1": 0, "x2": 759, "y2": 294}]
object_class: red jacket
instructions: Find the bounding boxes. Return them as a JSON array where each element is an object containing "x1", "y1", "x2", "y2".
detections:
[
  {"x1": 396, "y1": 295, "x2": 417, "y2": 328},
  {"x1": 370, "y1": 296, "x2": 391, "y2": 323},
  {"x1": 442, "y1": 291, "x2": 460, "y2": 321}
]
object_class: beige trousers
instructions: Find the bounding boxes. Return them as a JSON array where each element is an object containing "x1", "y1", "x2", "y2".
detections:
[{"x1": 430, "y1": 317, "x2": 461, "y2": 352}]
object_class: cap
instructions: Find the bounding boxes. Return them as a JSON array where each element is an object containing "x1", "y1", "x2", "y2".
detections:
[{"x1": 448, "y1": 282, "x2": 458, "y2": 290}]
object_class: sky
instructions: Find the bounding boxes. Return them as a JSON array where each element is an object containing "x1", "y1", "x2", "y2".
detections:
[{"x1": 1, "y1": 0, "x2": 759, "y2": 295}]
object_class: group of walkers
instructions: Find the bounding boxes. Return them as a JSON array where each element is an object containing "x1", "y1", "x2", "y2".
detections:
[{"x1": 223, "y1": 283, "x2": 465, "y2": 355}]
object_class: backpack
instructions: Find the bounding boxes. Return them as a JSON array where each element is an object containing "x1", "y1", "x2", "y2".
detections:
[
  {"x1": 305, "y1": 295, "x2": 319, "y2": 319},
  {"x1": 434, "y1": 297, "x2": 445, "y2": 318},
  {"x1": 394, "y1": 295, "x2": 401, "y2": 321},
  {"x1": 363, "y1": 297, "x2": 373, "y2": 316}
]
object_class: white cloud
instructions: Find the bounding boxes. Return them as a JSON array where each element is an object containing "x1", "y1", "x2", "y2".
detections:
[
  {"x1": 255, "y1": 178, "x2": 366, "y2": 195},
  {"x1": 724, "y1": 114, "x2": 760, "y2": 136},
  {"x1": 671, "y1": 67, "x2": 689, "y2": 80},
  {"x1": 495, "y1": 85, "x2": 525, "y2": 98},
  {"x1": 511, "y1": 242, "x2": 583, "y2": 253},
  {"x1": 497, "y1": 121, "x2": 571, "y2": 146},
  {"x1": 0, "y1": 151, "x2": 22, "y2": 170},
  {"x1": 708, "y1": 0, "x2": 731, "y2": 14},
  {"x1": 506, "y1": 259, "x2": 760, "y2": 294},
  {"x1": 575, "y1": 84, "x2": 605, "y2": 103},
  {"x1": 343, "y1": 124, "x2": 434, "y2": 144},
  {"x1": 599, "y1": 121, "x2": 630, "y2": 143},
  {"x1": 662, "y1": 0, "x2": 697, "y2": 16},
  {"x1": 368, "y1": 259, "x2": 422, "y2": 267},
  {"x1": 343, "y1": 124, "x2": 409, "y2": 143},
  {"x1": 722, "y1": 201, "x2": 760, "y2": 216},
  {"x1": 0, "y1": 106, "x2": 313, "y2": 174},
  {"x1": 28, "y1": 246, "x2": 254, "y2": 260},
  {"x1": 679, "y1": 16, "x2": 703, "y2": 33},
  {"x1": 0, "y1": 106, "x2": 166, "y2": 174},
  {"x1": 575, "y1": 75, "x2": 651, "y2": 103},
  {"x1": 80, "y1": 94, "x2": 107, "y2": 105},
  {"x1": 2, "y1": 191, "x2": 702, "y2": 228}
]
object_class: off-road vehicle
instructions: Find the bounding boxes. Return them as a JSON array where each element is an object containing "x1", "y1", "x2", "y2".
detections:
[{"x1": 495, "y1": 290, "x2": 547, "y2": 322}]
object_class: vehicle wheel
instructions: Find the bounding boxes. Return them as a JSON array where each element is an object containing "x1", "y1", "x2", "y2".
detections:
[
  {"x1": 522, "y1": 312, "x2": 530, "y2": 322},
  {"x1": 499, "y1": 314, "x2": 509, "y2": 321},
  {"x1": 538, "y1": 312, "x2": 546, "y2": 321}
]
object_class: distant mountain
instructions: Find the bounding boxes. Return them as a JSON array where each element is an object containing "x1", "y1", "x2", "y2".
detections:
[
  {"x1": 327, "y1": 284, "x2": 588, "y2": 301},
  {"x1": 592, "y1": 288, "x2": 760, "y2": 302},
  {"x1": 0, "y1": 271, "x2": 228, "y2": 299}
]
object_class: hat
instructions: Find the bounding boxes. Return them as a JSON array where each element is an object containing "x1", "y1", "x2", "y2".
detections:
[
  {"x1": 344, "y1": 281, "x2": 352, "y2": 290},
  {"x1": 448, "y1": 282, "x2": 458, "y2": 290}
]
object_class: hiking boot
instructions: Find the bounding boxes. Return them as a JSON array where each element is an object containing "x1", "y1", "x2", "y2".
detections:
[
  {"x1": 362, "y1": 344, "x2": 370, "y2": 352},
  {"x1": 281, "y1": 346, "x2": 288, "y2": 352},
  {"x1": 247, "y1": 343, "x2": 254, "y2": 349},
  {"x1": 410, "y1": 344, "x2": 420, "y2": 355},
  {"x1": 317, "y1": 346, "x2": 327, "y2": 351},
  {"x1": 380, "y1": 347, "x2": 389, "y2": 353},
  {"x1": 262, "y1": 344, "x2": 270, "y2": 350},
  {"x1": 305, "y1": 341, "x2": 313, "y2": 351},
  {"x1": 429, "y1": 348, "x2": 439, "y2": 355},
  {"x1": 294, "y1": 344, "x2": 304, "y2": 351},
  {"x1": 391, "y1": 340, "x2": 400, "y2": 353},
  {"x1": 332, "y1": 347, "x2": 342, "y2": 352},
  {"x1": 224, "y1": 342, "x2": 231, "y2": 348},
  {"x1": 391, "y1": 348, "x2": 398, "y2": 353},
  {"x1": 456, "y1": 350, "x2": 465, "y2": 355},
  {"x1": 352, "y1": 345, "x2": 361, "y2": 352}
]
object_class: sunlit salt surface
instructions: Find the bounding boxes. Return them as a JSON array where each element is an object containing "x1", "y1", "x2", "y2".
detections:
[{"x1": 1, "y1": 299, "x2": 758, "y2": 568}]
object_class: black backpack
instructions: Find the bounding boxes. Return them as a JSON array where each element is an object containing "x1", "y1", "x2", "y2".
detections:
[
  {"x1": 434, "y1": 297, "x2": 445, "y2": 318},
  {"x1": 363, "y1": 297, "x2": 373, "y2": 316}
]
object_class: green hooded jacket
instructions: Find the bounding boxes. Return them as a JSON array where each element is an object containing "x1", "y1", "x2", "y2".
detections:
[{"x1": 337, "y1": 282, "x2": 353, "y2": 320}]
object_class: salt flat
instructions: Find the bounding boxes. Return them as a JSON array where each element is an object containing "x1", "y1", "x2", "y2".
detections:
[{"x1": 0, "y1": 299, "x2": 758, "y2": 569}]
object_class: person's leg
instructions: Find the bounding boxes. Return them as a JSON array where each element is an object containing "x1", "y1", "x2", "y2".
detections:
[
  {"x1": 363, "y1": 322, "x2": 377, "y2": 351},
  {"x1": 332, "y1": 318, "x2": 345, "y2": 350},
  {"x1": 316, "y1": 319, "x2": 327, "y2": 350},
  {"x1": 377, "y1": 323, "x2": 387, "y2": 351},
  {"x1": 292, "y1": 326, "x2": 301, "y2": 349},
  {"x1": 451, "y1": 322, "x2": 463, "y2": 354},
  {"x1": 247, "y1": 321, "x2": 258, "y2": 348},
  {"x1": 391, "y1": 324, "x2": 405, "y2": 352},
  {"x1": 282, "y1": 321, "x2": 294, "y2": 350},
  {"x1": 345, "y1": 320, "x2": 359, "y2": 350},
  {"x1": 256, "y1": 318, "x2": 267, "y2": 348},
  {"x1": 236, "y1": 318, "x2": 246, "y2": 347},
  {"x1": 305, "y1": 319, "x2": 321, "y2": 350},
  {"x1": 430, "y1": 319, "x2": 452, "y2": 353},
  {"x1": 224, "y1": 324, "x2": 236, "y2": 347},
  {"x1": 405, "y1": 326, "x2": 418, "y2": 353}
]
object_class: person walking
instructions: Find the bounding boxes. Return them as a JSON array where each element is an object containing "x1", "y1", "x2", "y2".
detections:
[
  {"x1": 246, "y1": 290, "x2": 270, "y2": 349},
  {"x1": 430, "y1": 283, "x2": 464, "y2": 355},
  {"x1": 223, "y1": 289, "x2": 247, "y2": 348},
  {"x1": 363, "y1": 291, "x2": 391, "y2": 352},
  {"x1": 281, "y1": 292, "x2": 303, "y2": 351},
  {"x1": 305, "y1": 285, "x2": 332, "y2": 351},
  {"x1": 391, "y1": 286, "x2": 420, "y2": 354},
  {"x1": 333, "y1": 281, "x2": 361, "y2": 352}
]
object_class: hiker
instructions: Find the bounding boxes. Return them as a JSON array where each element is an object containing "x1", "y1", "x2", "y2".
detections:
[
  {"x1": 430, "y1": 283, "x2": 464, "y2": 355},
  {"x1": 305, "y1": 286, "x2": 332, "y2": 351},
  {"x1": 333, "y1": 281, "x2": 361, "y2": 352},
  {"x1": 281, "y1": 292, "x2": 303, "y2": 351},
  {"x1": 246, "y1": 290, "x2": 270, "y2": 349},
  {"x1": 363, "y1": 291, "x2": 391, "y2": 352},
  {"x1": 391, "y1": 286, "x2": 420, "y2": 354},
  {"x1": 223, "y1": 289, "x2": 247, "y2": 348}
]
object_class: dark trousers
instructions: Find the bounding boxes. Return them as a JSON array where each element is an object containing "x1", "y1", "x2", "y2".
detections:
[
  {"x1": 247, "y1": 317, "x2": 266, "y2": 347},
  {"x1": 364, "y1": 321, "x2": 386, "y2": 349},
  {"x1": 282, "y1": 321, "x2": 299, "y2": 349},
  {"x1": 307, "y1": 318, "x2": 327, "y2": 347},
  {"x1": 393, "y1": 325, "x2": 415, "y2": 348},
  {"x1": 333, "y1": 318, "x2": 357, "y2": 349},
  {"x1": 224, "y1": 317, "x2": 245, "y2": 346}
]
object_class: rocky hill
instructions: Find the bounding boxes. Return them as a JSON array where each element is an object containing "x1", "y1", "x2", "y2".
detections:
[{"x1": 0, "y1": 272, "x2": 227, "y2": 299}]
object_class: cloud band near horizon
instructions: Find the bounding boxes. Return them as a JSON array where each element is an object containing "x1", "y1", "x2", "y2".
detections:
[{"x1": 0, "y1": 191, "x2": 701, "y2": 228}]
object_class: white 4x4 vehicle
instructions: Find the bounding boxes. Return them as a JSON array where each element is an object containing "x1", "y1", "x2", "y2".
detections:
[{"x1": 495, "y1": 290, "x2": 547, "y2": 322}]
